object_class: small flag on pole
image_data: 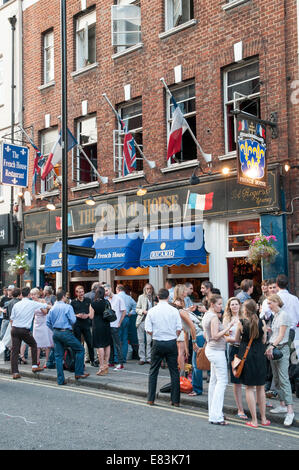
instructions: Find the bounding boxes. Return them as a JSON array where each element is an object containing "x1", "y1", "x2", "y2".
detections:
[
  {"x1": 167, "y1": 96, "x2": 188, "y2": 162},
  {"x1": 41, "y1": 129, "x2": 77, "y2": 180},
  {"x1": 55, "y1": 213, "x2": 73, "y2": 231},
  {"x1": 188, "y1": 192, "x2": 214, "y2": 211}
]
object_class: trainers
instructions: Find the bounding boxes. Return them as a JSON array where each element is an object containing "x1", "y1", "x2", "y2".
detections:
[
  {"x1": 270, "y1": 406, "x2": 288, "y2": 414},
  {"x1": 284, "y1": 413, "x2": 295, "y2": 427},
  {"x1": 114, "y1": 364, "x2": 124, "y2": 370}
]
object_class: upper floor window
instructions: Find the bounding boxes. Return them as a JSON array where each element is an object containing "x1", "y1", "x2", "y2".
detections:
[
  {"x1": 43, "y1": 30, "x2": 54, "y2": 84},
  {"x1": 111, "y1": 0, "x2": 141, "y2": 52},
  {"x1": 228, "y1": 219, "x2": 260, "y2": 252},
  {"x1": 223, "y1": 59, "x2": 260, "y2": 154},
  {"x1": 40, "y1": 128, "x2": 60, "y2": 193},
  {"x1": 114, "y1": 100, "x2": 143, "y2": 177},
  {"x1": 167, "y1": 82, "x2": 196, "y2": 164},
  {"x1": 73, "y1": 116, "x2": 98, "y2": 184},
  {"x1": 76, "y1": 10, "x2": 96, "y2": 70},
  {"x1": 165, "y1": 0, "x2": 194, "y2": 31},
  {"x1": 0, "y1": 55, "x2": 3, "y2": 106}
]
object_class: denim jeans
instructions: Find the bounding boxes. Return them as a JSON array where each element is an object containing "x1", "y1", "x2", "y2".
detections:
[
  {"x1": 110, "y1": 327, "x2": 124, "y2": 365},
  {"x1": 46, "y1": 347, "x2": 56, "y2": 369},
  {"x1": 52, "y1": 329, "x2": 85, "y2": 385},
  {"x1": 116, "y1": 316, "x2": 130, "y2": 363},
  {"x1": 191, "y1": 334, "x2": 205, "y2": 394}
]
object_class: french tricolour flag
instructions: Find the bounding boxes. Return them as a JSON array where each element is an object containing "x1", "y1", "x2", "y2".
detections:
[
  {"x1": 167, "y1": 96, "x2": 188, "y2": 162},
  {"x1": 188, "y1": 192, "x2": 214, "y2": 211},
  {"x1": 41, "y1": 129, "x2": 77, "y2": 180}
]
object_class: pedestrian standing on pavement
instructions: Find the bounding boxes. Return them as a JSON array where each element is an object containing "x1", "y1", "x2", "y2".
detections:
[
  {"x1": 145, "y1": 288, "x2": 182, "y2": 406},
  {"x1": 266, "y1": 294, "x2": 295, "y2": 427},
  {"x1": 223, "y1": 297, "x2": 248, "y2": 420},
  {"x1": 10, "y1": 287, "x2": 50, "y2": 379},
  {"x1": 85, "y1": 282, "x2": 100, "y2": 302},
  {"x1": 71, "y1": 286, "x2": 96, "y2": 367},
  {"x1": 200, "y1": 281, "x2": 213, "y2": 312},
  {"x1": 276, "y1": 274, "x2": 299, "y2": 346},
  {"x1": 89, "y1": 286, "x2": 112, "y2": 376},
  {"x1": 234, "y1": 299, "x2": 269, "y2": 428},
  {"x1": 136, "y1": 283, "x2": 156, "y2": 365},
  {"x1": 236, "y1": 279, "x2": 254, "y2": 304},
  {"x1": 104, "y1": 285, "x2": 126, "y2": 370},
  {"x1": 202, "y1": 294, "x2": 234, "y2": 425},
  {"x1": 0, "y1": 288, "x2": 21, "y2": 341},
  {"x1": 115, "y1": 284, "x2": 136, "y2": 363},
  {"x1": 46, "y1": 290, "x2": 89, "y2": 385},
  {"x1": 43, "y1": 286, "x2": 56, "y2": 305},
  {"x1": 31, "y1": 288, "x2": 54, "y2": 366}
]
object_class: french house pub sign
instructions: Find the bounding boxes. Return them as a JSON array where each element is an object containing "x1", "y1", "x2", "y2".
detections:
[{"x1": 237, "y1": 117, "x2": 267, "y2": 188}]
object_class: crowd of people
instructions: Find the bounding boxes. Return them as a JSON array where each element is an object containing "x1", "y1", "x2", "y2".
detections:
[{"x1": 0, "y1": 274, "x2": 298, "y2": 427}]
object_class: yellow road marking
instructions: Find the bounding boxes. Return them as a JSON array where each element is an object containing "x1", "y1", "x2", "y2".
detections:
[{"x1": 1, "y1": 374, "x2": 298, "y2": 439}]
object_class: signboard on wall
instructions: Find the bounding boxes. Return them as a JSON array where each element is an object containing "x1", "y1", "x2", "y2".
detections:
[
  {"x1": 237, "y1": 117, "x2": 267, "y2": 188},
  {"x1": 1, "y1": 143, "x2": 29, "y2": 187}
]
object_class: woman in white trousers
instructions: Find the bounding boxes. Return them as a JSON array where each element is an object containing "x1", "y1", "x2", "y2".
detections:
[{"x1": 202, "y1": 294, "x2": 234, "y2": 425}]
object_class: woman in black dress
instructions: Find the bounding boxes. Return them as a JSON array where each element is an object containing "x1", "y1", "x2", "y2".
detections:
[
  {"x1": 89, "y1": 287, "x2": 112, "y2": 376},
  {"x1": 234, "y1": 299, "x2": 269, "y2": 428}
]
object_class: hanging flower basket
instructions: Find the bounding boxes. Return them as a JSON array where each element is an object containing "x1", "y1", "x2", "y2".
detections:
[
  {"x1": 246, "y1": 235, "x2": 278, "y2": 266},
  {"x1": 7, "y1": 253, "x2": 30, "y2": 276}
]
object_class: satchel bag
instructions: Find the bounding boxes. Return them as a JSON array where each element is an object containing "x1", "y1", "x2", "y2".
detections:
[
  {"x1": 231, "y1": 335, "x2": 254, "y2": 378},
  {"x1": 180, "y1": 376, "x2": 193, "y2": 393},
  {"x1": 103, "y1": 300, "x2": 117, "y2": 323},
  {"x1": 196, "y1": 343, "x2": 210, "y2": 371}
]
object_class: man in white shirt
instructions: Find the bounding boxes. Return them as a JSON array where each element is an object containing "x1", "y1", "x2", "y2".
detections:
[
  {"x1": 105, "y1": 285, "x2": 126, "y2": 370},
  {"x1": 260, "y1": 279, "x2": 278, "y2": 321},
  {"x1": 145, "y1": 288, "x2": 182, "y2": 407},
  {"x1": 10, "y1": 287, "x2": 50, "y2": 379},
  {"x1": 276, "y1": 274, "x2": 299, "y2": 342}
]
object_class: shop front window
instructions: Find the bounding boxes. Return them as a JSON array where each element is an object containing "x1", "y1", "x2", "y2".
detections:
[{"x1": 228, "y1": 219, "x2": 260, "y2": 252}]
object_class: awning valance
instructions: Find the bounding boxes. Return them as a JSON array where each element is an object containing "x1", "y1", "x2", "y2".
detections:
[{"x1": 44, "y1": 237, "x2": 94, "y2": 273}]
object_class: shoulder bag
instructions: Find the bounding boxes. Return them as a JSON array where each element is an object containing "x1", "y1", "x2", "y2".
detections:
[
  {"x1": 231, "y1": 335, "x2": 254, "y2": 378},
  {"x1": 103, "y1": 300, "x2": 117, "y2": 323},
  {"x1": 196, "y1": 342, "x2": 210, "y2": 371}
]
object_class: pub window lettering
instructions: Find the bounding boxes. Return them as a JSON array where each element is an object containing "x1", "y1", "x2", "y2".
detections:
[
  {"x1": 167, "y1": 81, "x2": 196, "y2": 164},
  {"x1": 76, "y1": 9, "x2": 96, "y2": 70},
  {"x1": 114, "y1": 99, "x2": 143, "y2": 177},
  {"x1": 73, "y1": 115, "x2": 98, "y2": 184},
  {"x1": 111, "y1": 0, "x2": 141, "y2": 53},
  {"x1": 223, "y1": 59, "x2": 260, "y2": 154},
  {"x1": 165, "y1": 0, "x2": 194, "y2": 31}
]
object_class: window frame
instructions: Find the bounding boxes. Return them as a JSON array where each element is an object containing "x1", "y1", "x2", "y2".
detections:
[
  {"x1": 166, "y1": 81, "x2": 197, "y2": 166},
  {"x1": 111, "y1": 1, "x2": 141, "y2": 52},
  {"x1": 0, "y1": 54, "x2": 4, "y2": 106},
  {"x1": 165, "y1": 0, "x2": 194, "y2": 31},
  {"x1": 75, "y1": 10, "x2": 96, "y2": 71},
  {"x1": 226, "y1": 217, "x2": 260, "y2": 256},
  {"x1": 40, "y1": 128, "x2": 60, "y2": 193},
  {"x1": 223, "y1": 58, "x2": 260, "y2": 155},
  {"x1": 43, "y1": 30, "x2": 54, "y2": 84},
  {"x1": 73, "y1": 115, "x2": 98, "y2": 185}
]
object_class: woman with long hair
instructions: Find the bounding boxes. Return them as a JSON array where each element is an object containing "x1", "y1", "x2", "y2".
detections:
[
  {"x1": 89, "y1": 286, "x2": 112, "y2": 376},
  {"x1": 223, "y1": 297, "x2": 247, "y2": 419},
  {"x1": 136, "y1": 283, "x2": 156, "y2": 364},
  {"x1": 202, "y1": 294, "x2": 234, "y2": 425},
  {"x1": 234, "y1": 299, "x2": 269, "y2": 428},
  {"x1": 172, "y1": 284, "x2": 198, "y2": 377},
  {"x1": 31, "y1": 288, "x2": 53, "y2": 366}
]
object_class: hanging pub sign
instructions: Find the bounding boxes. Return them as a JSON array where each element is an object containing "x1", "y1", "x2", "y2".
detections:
[{"x1": 237, "y1": 116, "x2": 267, "y2": 188}]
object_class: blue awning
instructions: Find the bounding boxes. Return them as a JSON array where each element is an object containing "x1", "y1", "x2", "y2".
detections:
[
  {"x1": 88, "y1": 233, "x2": 144, "y2": 271},
  {"x1": 44, "y1": 237, "x2": 94, "y2": 273},
  {"x1": 140, "y1": 225, "x2": 207, "y2": 268}
]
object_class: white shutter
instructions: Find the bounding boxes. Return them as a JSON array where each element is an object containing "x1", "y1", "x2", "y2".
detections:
[
  {"x1": 173, "y1": 0, "x2": 183, "y2": 27},
  {"x1": 111, "y1": 5, "x2": 141, "y2": 47}
]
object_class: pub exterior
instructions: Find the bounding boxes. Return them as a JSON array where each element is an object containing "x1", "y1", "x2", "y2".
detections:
[{"x1": 20, "y1": 0, "x2": 298, "y2": 299}]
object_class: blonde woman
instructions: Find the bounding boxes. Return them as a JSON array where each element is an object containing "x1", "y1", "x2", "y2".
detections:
[
  {"x1": 31, "y1": 288, "x2": 53, "y2": 366},
  {"x1": 234, "y1": 299, "x2": 269, "y2": 428},
  {"x1": 172, "y1": 284, "x2": 198, "y2": 377},
  {"x1": 223, "y1": 297, "x2": 247, "y2": 420}
]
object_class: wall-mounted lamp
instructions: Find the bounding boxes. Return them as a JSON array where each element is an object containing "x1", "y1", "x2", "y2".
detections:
[
  {"x1": 137, "y1": 186, "x2": 147, "y2": 197},
  {"x1": 85, "y1": 195, "x2": 96, "y2": 206},
  {"x1": 284, "y1": 162, "x2": 299, "y2": 172},
  {"x1": 189, "y1": 163, "x2": 211, "y2": 185},
  {"x1": 46, "y1": 199, "x2": 56, "y2": 211},
  {"x1": 222, "y1": 167, "x2": 230, "y2": 176}
]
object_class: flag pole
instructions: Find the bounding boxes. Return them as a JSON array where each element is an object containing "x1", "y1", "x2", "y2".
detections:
[
  {"x1": 160, "y1": 77, "x2": 212, "y2": 164},
  {"x1": 76, "y1": 143, "x2": 108, "y2": 184},
  {"x1": 102, "y1": 93, "x2": 156, "y2": 170}
]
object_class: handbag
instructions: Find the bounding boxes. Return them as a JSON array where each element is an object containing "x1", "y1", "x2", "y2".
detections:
[
  {"x1": 196, "y1": 343, "x2": 210, "y2": 371},
  {"x1": 272, "y1": 346, "x2": 283, "y2": 360},
  {"x1": 231, "y1": 335, "x2": 254, "y2": 378},
  {"x1": 180, "y1": 376, "x2": 193, "y2": 393},
  {"x1": 103, "y1": 300, "x2": 117, "y2": 323}
]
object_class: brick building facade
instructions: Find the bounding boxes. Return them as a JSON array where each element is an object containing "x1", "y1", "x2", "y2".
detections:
[{"x1": 21, "y1": 0, "x2": 299, "y2": 298}]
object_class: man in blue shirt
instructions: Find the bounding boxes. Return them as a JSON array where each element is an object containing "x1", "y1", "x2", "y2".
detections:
[
  {"x1": 46, "y1": 291, "x2": 89, "y2": 385},
  {"x1": 115, "y1": 284, "x2": 136, "y2": 363},
  {"x1": 236, "y1": 279, "x2": 253, "y2": 304}
]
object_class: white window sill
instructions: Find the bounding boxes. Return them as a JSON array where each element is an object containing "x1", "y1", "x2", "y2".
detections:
[
  {"x1": 112, "y1": 43, "x2": 143, "y2": 60},
  {"x1": 222, "y1": 0, "x2": 250, "y2": 11},
  {"x1": 35, "y1": 189, "x2": 60, "y2": 200},
  {"x1": 38, "y1": 81, "x2": 55, "y2": 91},
  {"x1": 218, "y1": 151, "x2": 236, "y2": 161},
  {"x1": 71, "y1": 181, "x2": 100, "y2": 192},
  {"x1": 159, "y1": 19, "x2": 197, "y2": 40},
  {"x1": 71, "y1": 62, "x2": 99, "y2": 78},
  {"x1": 160, "y1": 159, "x2": 199, "y2": 173},
  {"x1": 113, "y1": 171, "x2": 145, "y2": 183}
]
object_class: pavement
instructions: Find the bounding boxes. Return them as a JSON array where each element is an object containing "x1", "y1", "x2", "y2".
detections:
[{"x1": 0, "y1": 357, "x2": 298, "y2": 429}]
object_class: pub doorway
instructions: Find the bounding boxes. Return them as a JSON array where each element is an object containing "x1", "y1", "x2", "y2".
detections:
[{"x1": 227, "y1": 257, "x2": 262, "y2": 302}]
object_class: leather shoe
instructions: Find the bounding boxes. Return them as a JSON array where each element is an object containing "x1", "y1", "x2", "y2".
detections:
[
  {"x1": 75, "y1": 373, "x2": 90, "y2": 379},
  {"x1": 58, "y1": 381, "x2": 67, "y2": 385},
  {"x1": 147, "y1": 401, "x2": 155, "y2": 405},
  {"x1": 32, "y1": 366, "x2": 44, "y2": 373},
  {"x1": 12, "y1": 373, "x2": 21, "y2": 379},
  {"x1": 171, "y1": 402, "x2": 180, "y2": 407}
]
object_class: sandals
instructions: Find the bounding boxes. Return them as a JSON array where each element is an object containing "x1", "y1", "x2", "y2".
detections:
[
  {"x1": 246, "y1": 421, "x2": 258, "y2": 428},
  {"x1": 188, "y1": 391, "x2": 200, "y2": 396},
  {"x1": 210, "y1": 421, "x2": 229, "y2": 426},
  {"x1": 236, "y1": 413, "x2": 248, "y2": 420},
  {"x1": 261, "y1": 420, "x2": 271, "y2": 427}
]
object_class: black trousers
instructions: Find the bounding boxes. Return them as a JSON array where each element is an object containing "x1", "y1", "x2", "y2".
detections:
[
  {"x1": 148, "y1": 339, "x2": 180, "y2": 404},
  {"x1": 73, "y1": 320, "x2": 94, "y2": 363}
]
